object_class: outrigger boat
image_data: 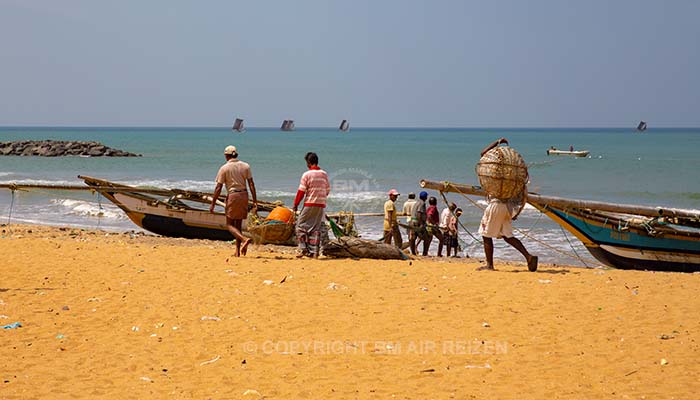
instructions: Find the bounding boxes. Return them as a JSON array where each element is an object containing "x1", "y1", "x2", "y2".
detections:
[
  {"x1": 0, "y1": 176, "x2": 361, "y2": 246},
  {"x1": 420, "y1": 180, "x2": 700, "y2": 273},
  {"x1": 78, "y1": 176, "x2": 292, "y2": 242}
]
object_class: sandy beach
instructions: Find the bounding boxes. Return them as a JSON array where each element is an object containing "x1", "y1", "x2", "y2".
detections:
[{"x1": 1, "y1": 223, "x2": 699, "y2": 399}]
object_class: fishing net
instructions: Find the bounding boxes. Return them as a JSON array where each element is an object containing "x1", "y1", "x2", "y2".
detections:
[
  {"x1": 247, "y1": 213, "x2": 296, "y2": 245},
  {"x1": 475, "y1": 145, "x2": 529, "y2": 201}
]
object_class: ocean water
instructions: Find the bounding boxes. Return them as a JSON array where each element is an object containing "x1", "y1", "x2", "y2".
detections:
[{"x1": 2, "y1": 126, "x2": 700, "y2": 267}]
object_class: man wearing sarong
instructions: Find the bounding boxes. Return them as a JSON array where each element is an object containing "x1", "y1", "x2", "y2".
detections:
[
  {"x1": 383, "y1": 189, "x2": 402, "y2": 247},
  {"x1": 440, "y1": 202, "x2": 457, "y2": 257},
  {"x1": 210, "y1": 145, "x2": 258, "y2": 257},
  {"x1": 402, "y1": 193, "x2": 417, "y2": 236},
  {"x1": 477, "y1": 138, "x2": 537, "y2": 271},
  {"x1": 408, "y1": 191, "x2": 428, "y2": 256},
  {"x1": 293, "y1": 152, "x2": 331, "y2": 258}
]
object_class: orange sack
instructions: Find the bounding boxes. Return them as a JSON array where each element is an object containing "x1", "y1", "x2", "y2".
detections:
[{"x1": 265, "y1": 206, "x2": 294, "y2": 223}]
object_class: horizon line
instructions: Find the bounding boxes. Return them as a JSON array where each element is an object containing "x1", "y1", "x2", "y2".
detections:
[{"x1": 2, "y1": 125, "x2": 699, "y2": 130}]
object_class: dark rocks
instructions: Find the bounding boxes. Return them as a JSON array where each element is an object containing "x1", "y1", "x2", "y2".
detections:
[{"x1": 0, "y1": 140, "x2": 141, "y2": 157}]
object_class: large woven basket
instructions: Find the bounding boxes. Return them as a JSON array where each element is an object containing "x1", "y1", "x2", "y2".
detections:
[
  {"x1": 475, "y1": 146, "x2": 528, "y2": 200},
  {"x1": 248, "y1": 221, "x2": 295, "y2": 244}
]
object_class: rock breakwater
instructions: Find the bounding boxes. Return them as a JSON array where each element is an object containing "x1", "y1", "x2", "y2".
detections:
[{"x1": 0, "y1": 140, "x2": 141, "y2": 157}]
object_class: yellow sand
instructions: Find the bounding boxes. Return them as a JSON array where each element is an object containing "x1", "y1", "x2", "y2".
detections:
[{"x1": 1, "y1": 224, "x2": 699, "y2": 399}]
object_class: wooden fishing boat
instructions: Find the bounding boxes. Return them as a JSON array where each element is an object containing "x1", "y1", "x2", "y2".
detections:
[
  {"x1": 1, "y1": 176, "x2": 364, "y2": 245},
  {"x1": 339, "y1": 119, "x2": 350, "y2": 132},
  {"x1": 420, "y1": 180, "x2": 700, "y2": 273},
  {"x1": 546, "y1": 149, "x2": 590, "y2": 157},
  {"x1": 78, "y1": 176, "x2": 289, "y2": 242},
  {"x1": 637, "y1": 120, "x2": 647, "y2": 132}
]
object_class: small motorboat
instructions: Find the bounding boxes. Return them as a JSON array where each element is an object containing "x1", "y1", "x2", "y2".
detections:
[{"x1": 546, "y1": 148, "x2": 589, "y2": 157}]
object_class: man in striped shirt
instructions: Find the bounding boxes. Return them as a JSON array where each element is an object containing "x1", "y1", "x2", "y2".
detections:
[{"x1": 293, "y1": 152, "x2": 331, "y2": 258}]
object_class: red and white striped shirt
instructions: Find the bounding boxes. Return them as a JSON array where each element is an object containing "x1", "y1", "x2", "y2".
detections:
[{"x1": 294, "y1": 166, "x2": 330, "y2": 208}]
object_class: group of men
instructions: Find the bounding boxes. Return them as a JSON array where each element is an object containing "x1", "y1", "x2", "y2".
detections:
[
  {"x1": 211, "y1": 146, "x2": 329, "y2": 259},
  {"x1": 210, "y1": 140, "x2": 537, "y2": 272},
  {"x1": 382, "y1": 190, "x2": 463, "y2": 257}
]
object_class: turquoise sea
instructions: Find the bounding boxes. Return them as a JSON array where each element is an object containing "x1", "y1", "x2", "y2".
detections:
[{"x1": 2, "y1": 127, "x2": 700, "y2": 267}]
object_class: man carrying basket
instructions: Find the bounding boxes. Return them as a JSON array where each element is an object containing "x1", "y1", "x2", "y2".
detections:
[{"x1": 477, "y1": 138, "x2": 538, "y2": 272}]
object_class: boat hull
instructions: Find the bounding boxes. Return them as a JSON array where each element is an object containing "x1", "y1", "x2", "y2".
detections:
[
  {"x1": 538, "y1": 205, "x2": 700, "y2": 273},
  {"x1": 139, "y1": 212, "x2": 234, "y2": 241},
  {"x1": 111, "y1": 192, "x2": 240, "y2": 240},
  {"x1": 546, "y1": 150, "x2": 589, "y2": 157}
]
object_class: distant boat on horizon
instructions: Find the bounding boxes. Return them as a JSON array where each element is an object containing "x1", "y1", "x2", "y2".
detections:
[
  {"x1": 280, "y1": 120, "x2": 295, "y2": 131},
  {"x1": 637, "y1": 120, "x2": 647, "y2": 132},
  {"x1": 339, "y1": 119, "x2": 350, "y2": 132},
  {"x1": 232, "y1": 118, "x2": 245, "y2": 133}
]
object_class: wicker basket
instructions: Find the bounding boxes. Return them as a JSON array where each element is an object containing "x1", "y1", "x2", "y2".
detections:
[
  {"x1": 248, "y1": 221, "x2": 295, "y2": 244},
  {"x1": 475, "y1": 146, "x2": 528, "y2": 200}
]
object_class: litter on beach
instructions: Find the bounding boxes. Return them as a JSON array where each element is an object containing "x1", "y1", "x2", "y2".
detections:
[{"x1": 199, "y1": 355, "x2": 221, "y2": 366}]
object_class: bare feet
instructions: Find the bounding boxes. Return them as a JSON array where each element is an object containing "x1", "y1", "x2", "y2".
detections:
[
  {"x1": 476, "y1": 265, "x2": 495, "y2": 271},
  {"x1": 241, "y1": 239, "x2": 252, "y2": 256}
]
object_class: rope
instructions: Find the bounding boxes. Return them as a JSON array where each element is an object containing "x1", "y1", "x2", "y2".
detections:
[
  {"x1": 7, "y1": 188, "x2": 15, "y2": 227},
  {"x1": 437, "y1": 180, "x2": 607, "y2": 267},
  {"x1": 437, "y1": 191, "x2": 482, "y2": 246}
]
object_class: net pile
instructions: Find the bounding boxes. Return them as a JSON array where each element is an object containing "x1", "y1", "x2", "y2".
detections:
[
  {"x1": 247, "y1": 212, "x2": 296, "y2": 245},
  {"x1": 475, "y1": 146, "x2": 528, "y2": 200}
]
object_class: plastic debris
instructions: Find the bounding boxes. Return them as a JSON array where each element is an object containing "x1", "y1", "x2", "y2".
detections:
[
  {"x1": 660, "y1": 359, "x2": 669, "y2": 365},
  {"x1": 140, "y1": 376, "x2": 153, "y2": 382},
  {"x1": 200, "y1": 316, "x2": 221, "y2": 321},
  {"x1": 200, "y1": 355, "x2": 221, "y2": 366},
  {"x1": 326, "y1": 282, "x2": 347, "y2": 290},
  {"x1": 482, "y1": 322, "x2": 490, "y2": 328},
  {"x1": 538, "y1": 279, "x2": 552, "y2": 284},
  {"x1": 2, "y1": 322, "x2": 22, "y2": 329},
  {"x1": 131, "y1": 326, "x2": 140, "y2": 332},
  {"x1": 56, "y1": 334, "x2": 65, "y2": 339},
  {"x1": 243, "y1": 389, "x2": 261, "y2": 396},
  {"x1": 465, "y1": 363, "x2": 492, "y2": 369},
  {"x1": 262, "y1": 280, "x2": 274, "y2": 285},
  {"x1": 87, "y1": 297, "x2": 102, "y2": 302},
  {"x1": 0, "y1": 315, "x2": 9, "y2": 319}
]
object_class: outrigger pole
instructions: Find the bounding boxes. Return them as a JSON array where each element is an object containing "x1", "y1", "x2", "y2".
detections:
[{"x1": 420, "y1": 179, "x2": 700, "y2": 220}]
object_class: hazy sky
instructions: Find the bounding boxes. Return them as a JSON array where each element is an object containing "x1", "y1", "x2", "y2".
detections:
[{"x1": 1, "y1": 0, "x2": 698, "y2": 127}]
